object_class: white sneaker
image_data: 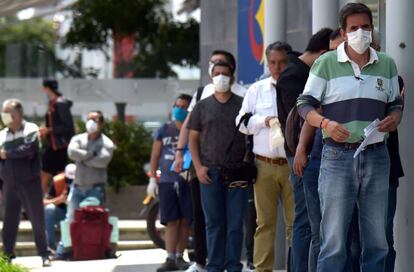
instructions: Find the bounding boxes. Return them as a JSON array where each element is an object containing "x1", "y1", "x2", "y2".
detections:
[{"x1": 185, "y1": 263, "x2": 207, "y2": 272}]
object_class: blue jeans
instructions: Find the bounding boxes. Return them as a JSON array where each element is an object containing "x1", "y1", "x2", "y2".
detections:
[
  {"x1": 302, "y1": 157, "x2": 321, "y2": 272},
  {"x1": 44, "y1": 204, "x2": 67, "y2": 249},
  {"x1": 287, "y1": 157, "x2": 311, "y2": 272},
  {"x1": 385, "y1": 181, "x2": 398, "y2": 272},
  {"x1": 66, "y1": 184, "x2": 106, "y2": 221},
  {"x1": 200, "y1": 167, "x2": 248, "y2": 272},
  {"x1": 318, "y1": 144, "x2": 389, "y2": 272}
]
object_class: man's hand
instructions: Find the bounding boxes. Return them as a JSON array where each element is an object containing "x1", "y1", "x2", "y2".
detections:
[
  {"x1": 38, "y1": 126, "x2": 49, "y2": 140},
  {"x1": 265, "y1": 116, "x2": 276, "y2": 128},
  {"x1": 293, "y1": 146, "x2": 308, "y2": 177},
  {"x1": 146, "y1": 177, "x2": 159, "y2": 196},
  {"x1": 325, "y1": 121, "x2": 350, "y2": 142},
  {"x1": 173, "y1": 151, "x2": 184, "y2": 173},
  {"x1": 0, "y1": 149, "x2": 6, "y2": 160},
  {"x1": 378, "y1": 114, "x2": 400, "y2": 132},
  {"x1": 195, "y1": 165, "x2": 212, "y2": 185}
]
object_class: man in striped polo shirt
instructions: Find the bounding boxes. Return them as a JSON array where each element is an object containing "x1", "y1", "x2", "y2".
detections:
[{"x1": 297, "y1": 3, "x2": 402, "y2": 272}]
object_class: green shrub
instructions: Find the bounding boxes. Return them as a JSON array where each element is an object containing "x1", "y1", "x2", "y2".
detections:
[{"x1": 0, "y1": 254, "x2": 29, "y2": 272}]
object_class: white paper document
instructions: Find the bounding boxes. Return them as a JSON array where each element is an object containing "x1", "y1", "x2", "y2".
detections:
[{"x1": 353, "y1": 119, "x2": 385, "y2": 158}]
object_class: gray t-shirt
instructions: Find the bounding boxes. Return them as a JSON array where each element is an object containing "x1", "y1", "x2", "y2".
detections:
[{"x1": 188, "y1": 94, "x2": 246, "y2": 167}]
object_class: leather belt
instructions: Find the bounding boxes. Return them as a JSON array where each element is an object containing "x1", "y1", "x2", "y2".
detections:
[
  {"x1": 255, "y1": 154, "x2": 287, "y2": 165},
  {"x1": 324, "y1": 138, "x2": 385, "y2": 150}
]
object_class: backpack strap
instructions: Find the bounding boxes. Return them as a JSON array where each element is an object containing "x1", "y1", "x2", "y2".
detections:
[{"x1": 196, "y1": 86, "x2": 204, "y2": 102}]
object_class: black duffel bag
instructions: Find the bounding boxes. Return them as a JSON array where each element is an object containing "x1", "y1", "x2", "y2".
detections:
[{"x1": 219, "y1": 113, "x2": 257, "y2": 188}]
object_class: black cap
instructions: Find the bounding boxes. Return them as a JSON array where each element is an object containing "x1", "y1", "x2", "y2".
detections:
[{"x1": 42, "y1": 79, "x2": 60, "y2": 95}]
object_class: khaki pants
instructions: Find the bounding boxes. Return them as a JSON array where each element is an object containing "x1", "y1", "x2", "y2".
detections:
[{"x1": 253, "y1": 159, "x2": 294, "y2": 272}]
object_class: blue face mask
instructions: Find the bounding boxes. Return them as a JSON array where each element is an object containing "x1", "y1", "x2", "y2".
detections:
[{"x1": 172, "y1": 107, "x2": 188, "y2": 122}]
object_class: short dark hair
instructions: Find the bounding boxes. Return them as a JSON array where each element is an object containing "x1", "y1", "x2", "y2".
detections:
[
  {"x1": 89, "y1": 110, "x2": 104, "y2": 123},
  {"x1": 339, "y1": 2, "x2": 373, "y2": 30},
  {"x1": 305, "y1": 28, "x2": 333, "y2": 53},
  {"x1": 211, "y1": 60, "x2": 234, "y2": 75},
  {"x1": 43, "y1": 79, "x2": 59, "y2": 91},
  {"x1": 211, "y1": 50, "x2": 236, "y2": 71},
  {"x1": 265, "y1": 41, "x2": 292, "y2": 58},
  {"x1": 176, "y1": 93, "x2": 192, "y2": 104},
  {"x1": 330, "y1": 28, "x2": 342, "y2": 41}
]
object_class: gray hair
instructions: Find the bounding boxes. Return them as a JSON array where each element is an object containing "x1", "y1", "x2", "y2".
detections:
[
  {"x1": 3, "y1": 98, "x2": 24, "y2": 116},
  {"x1": 265, "y1": 41, "x2": 292, "y2": 59}
]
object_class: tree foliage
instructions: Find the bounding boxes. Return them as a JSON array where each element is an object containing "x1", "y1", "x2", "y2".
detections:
[{"x1": 64, "y1": 0, "x2": 199, "y2": 77}]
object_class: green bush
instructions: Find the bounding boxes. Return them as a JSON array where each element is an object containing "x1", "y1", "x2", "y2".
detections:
[
  {"x1": 0, "y1": 254, "x2": 29, "y2": 272},
  {"x1": 75, "y1": 119, "x2": 153, "y2": 191}
]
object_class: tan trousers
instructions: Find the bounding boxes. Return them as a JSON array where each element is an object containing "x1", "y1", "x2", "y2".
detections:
[{"x1": 253, "y1": 159, "x2": 294, "y2": 272}]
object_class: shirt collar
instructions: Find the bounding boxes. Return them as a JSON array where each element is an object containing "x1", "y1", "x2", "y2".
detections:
[
  {"x1": 337, "y1": 41, "x2": 379, "y2": 64},
  {"x1": 264, "y1": 76, "x2": 275, "y2": 92},
  {"x1": 5, "y1": 120, "x2": 25, "y2": 134}
]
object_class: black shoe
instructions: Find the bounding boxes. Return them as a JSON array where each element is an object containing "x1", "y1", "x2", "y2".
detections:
[
  {"x1": 246, "y1": 261, "x2": 255, "y2": 271},
  {"x1": 157, "y1": 258, "x2": 179, "y2": 272},
  {"x1": 42, "y1": 255, "x2": 52, "y2": 267},
  {"x1": 3, "y1": 253, "x2": 16, "y2": 263},
  {"x1": 176, "y1": 257, "x2": 190, "y2": 270}
]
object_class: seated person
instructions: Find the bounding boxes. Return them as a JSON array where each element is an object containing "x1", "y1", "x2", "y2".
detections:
[{"x1": 44, "y1": 164, "x2": 76, "y2": 250}]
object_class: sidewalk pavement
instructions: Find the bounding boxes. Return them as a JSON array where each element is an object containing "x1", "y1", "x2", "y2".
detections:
[{"x1": 13, "y1": 248, "x2": 287, "y2": 272}]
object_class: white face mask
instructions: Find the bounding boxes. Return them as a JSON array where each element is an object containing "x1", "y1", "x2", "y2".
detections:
[
  {"x1": 208, "y1": 61, "x2": 214, "y2": 77},
  {"x1": 212, "y1": 74, "x2": 231, "y2": 93},
  {"x1": 86, "y1": 119, "x2": 98, "y2": 134},
  {"x1": 347, "y1": 28, "x2": 372, "y2": 54},
  {"x1": 1, "y1": 112, "x2": 13, "y2": 127}
]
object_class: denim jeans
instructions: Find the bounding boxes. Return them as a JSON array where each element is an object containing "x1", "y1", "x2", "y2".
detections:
[
  {"x1": 318, "y1": 144, "x2": 389, "y2": 272},
  {"x1": 66, "y1": 184, "x2": 106, "y2": 221},
  {"x1": 287, "y1": 157, "x2": 311, "y2": 272},
  {"x1": 44, "y1": 204, "x2": 67, "y2": 249},
  {"x1": 199, "y1": 167, "x2": 248, "y2": 272},
  {"x1": 302, "y1": 157, "x2": 321, "y2": 272},
  {"x1": 385, "y1": 181, "x2": 398, "y2": 272}
]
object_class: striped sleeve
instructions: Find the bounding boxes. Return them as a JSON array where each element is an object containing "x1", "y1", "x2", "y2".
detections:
[
  {"x1": 296, "y1": 57, "x2": 327, "y2": 119},
  {"x1": 386, "y1": 60, "x2": 403, "y2": 114}
]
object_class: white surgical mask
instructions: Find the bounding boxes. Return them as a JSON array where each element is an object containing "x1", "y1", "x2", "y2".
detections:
[
  {"x1": 212, "y1": 74, "x2": 231, "y2": 93},
  {"x1": 347, "y1": 28, "x2": 372, "y2": 54},
  {"x1": 86, "y1": 119, "x2": 98, "y2": 134},
  {"x1": 208, "y1": 61, "x2": 214, "y2": 77},
  {"x1": 1, "y1": 112, "x2": 13, "y2": 126}
]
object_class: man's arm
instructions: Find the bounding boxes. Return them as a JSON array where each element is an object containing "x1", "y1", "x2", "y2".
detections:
[
  {"x1": 189, "y1": 129, "x2": 211, "y2": 184},
  {"x1": 173, "y1": 114, "x2": 191, "y2": 172},
  {"x1": 236, "y1": 84, "x2": 273, "y2": 134},
  {"x1": 83, "y1": 144, "x2": 114, "y2": 168},
  {"x1": 149, "y1": 140, "x2": 162, "y2": 178},
  {"x1": 67, "y1": 136, "x2": 92, "y2": 162},
  {"x1": 293, "y1": 122, "x2": 316, "y2": 177},
  {"x1": 5, "y1": 131, "x2": 39, "y2": 160}
]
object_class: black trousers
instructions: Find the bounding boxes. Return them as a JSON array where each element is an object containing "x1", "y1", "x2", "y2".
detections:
[
  {"x1": 2, "y1": 176, "x2": 48, "y2": 256},
  {"x1": 244, "y1": 184, "x2": 257, "y2": 264},
  {"x1": 190, "y1": 177, "x2": 207, "y2": 266}
]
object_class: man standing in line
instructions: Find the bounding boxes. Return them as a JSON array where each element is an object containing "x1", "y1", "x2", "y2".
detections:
[
  {"x1": 147, "y1": 94, "x2": 193, "y2": 272},
  {"x1": 237, "y1": 41, "x2": 294, "y2": 272},
  {"x1": 276, "y1": 28, "x2": 333, "y2": 272},
  {"x1": 0, "y1": 99, "x2": 51, "y2": 266},
  {"x1": 188, "y1": 60, "x2": 248, "y2": 272},
  {"x1": 173, "y1": 50, "x2": 246, "y2": 272},
  {"x1": 297, "y1": 3, "x2": 402, "y2": 271}
]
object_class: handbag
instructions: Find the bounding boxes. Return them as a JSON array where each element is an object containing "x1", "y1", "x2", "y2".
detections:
[{"x1": 220, "y1": 113, "x2": 257, "y2": 188}]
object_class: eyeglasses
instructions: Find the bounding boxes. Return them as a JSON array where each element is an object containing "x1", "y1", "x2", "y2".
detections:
[{"x1": 227, "y1": 181, "x2": 249, "y2": 189}]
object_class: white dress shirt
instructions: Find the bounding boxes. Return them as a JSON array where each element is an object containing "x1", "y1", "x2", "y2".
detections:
[
  {"x1": 188, "y1": 82, "x2": 247, "y2": 112},
  {"x1": 236, "y1": 77, "x2": 286, "y2": 158}
]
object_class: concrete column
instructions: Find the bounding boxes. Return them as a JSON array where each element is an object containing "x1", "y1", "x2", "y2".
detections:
[
  {"x1": 264, "y1": 0, "x2": 286, "y2": 73},
  {"x1": 386, "y1": 0, "x2": 414, "y2": 271},
  {"x1": 312, "y1": 0, "x2": 339, "y2": 33},
  {"x1": 264, "y1": 0, "x2": 286, "y2": 46}
]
